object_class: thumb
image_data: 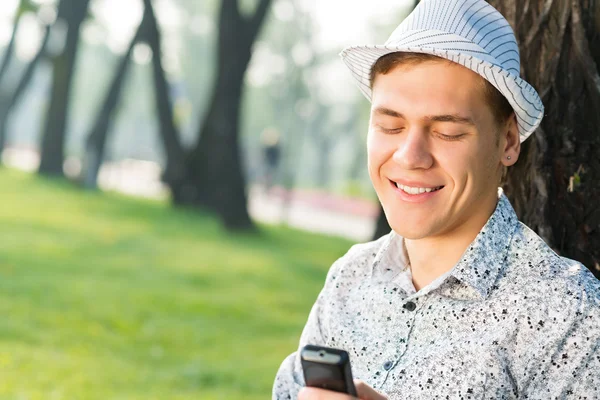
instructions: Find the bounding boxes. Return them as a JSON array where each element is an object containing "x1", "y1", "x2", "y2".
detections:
[{"x1": 354, "y1": 380, "x2": 388, "y2": 400}]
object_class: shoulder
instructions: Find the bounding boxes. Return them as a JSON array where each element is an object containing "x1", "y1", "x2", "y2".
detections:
[{"x1": 505, "y1": 221, "x2": 600, "y2": 321}]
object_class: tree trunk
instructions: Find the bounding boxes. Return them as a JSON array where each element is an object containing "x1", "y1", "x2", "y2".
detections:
[
  {"x1": 38, "y1": 0, "x2": 90, "y2": 177},
  {"x1": 487, "y1": 0, "x2": 600, "y2": 278},
  {"x1": 172, "y1": 0, "x2": 272, "y2": 230},
  {"x1": 142, "y1": 0, "x2": 186, "y2": 188},
  {"x1": 0, "y1": 26, "x2": 49, "y2": 154},
  {"x1": 0, "y1": 11, "x2": 20, "y2": 88},
  {"x1": 82, "y1": 0, "x2": 185, "y2": 190},
  {"x1": 82, "y1": 27, "x2": 138, "y2": 189}
]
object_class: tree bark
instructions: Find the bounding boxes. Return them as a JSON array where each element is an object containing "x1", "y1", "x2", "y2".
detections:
[
  {"x1": 0, "y1": 26, "x2": 50, "y2": 153},
  {"x1": 82, "y1": 27, "x2": 138, "y2": 189},
  {"x1": 172, "y1": 0, "x2": 272, "y2": 230},
  {"x1": 487, "y1": 0, "x2": 600, "y2": 278},
  {"x1": 38, "y1": 0, "x2": 90, "y2": 176}
]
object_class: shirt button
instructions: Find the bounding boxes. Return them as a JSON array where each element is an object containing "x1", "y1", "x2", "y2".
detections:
[
  {"x1": 403, "y1": 301, "x2": 416, "y2": 311},
  {"x1": 383, "y1": 360, "x2": 394, "y2": 371}
]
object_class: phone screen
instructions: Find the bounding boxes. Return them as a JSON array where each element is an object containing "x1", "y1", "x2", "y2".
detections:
[{"x1": 303, "y1": 362, "x2": 347, "y2": 392}]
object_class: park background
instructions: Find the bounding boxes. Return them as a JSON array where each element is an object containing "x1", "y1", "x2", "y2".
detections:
[{"x1": 0, "y1": 0, "x2": 598, "y2": 399}]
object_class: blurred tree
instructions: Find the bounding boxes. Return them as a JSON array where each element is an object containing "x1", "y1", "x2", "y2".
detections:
[
  {"x1": 0, "y1": 25, "x2": 50, "y2": 154},
  {"x1": 346, "y1": 106, "x2": 367, "y2": 183},
  {"x1": 268, "y1": 2, "x2": 316, "y2": 221},
  {"x1": 38, "y1": 0, "x2": 91, "y2": 176},
  {"x1": 170, "y1": 0, "x2": 272, "y2": 230},
  {"x1": 0, "y1": 2, "x2": 22, "y2": 87},
  {"x1": 487, "y1": 0, "x2": 600, "y2": 277},
  {"x1": 82, "y1": 20, "x2": 141, "y2": 188},
  {"x1": 0, "y1": 0, "x2": 45, "y2": 153},
  {"x1": 311, "y1": 107, "x2": 332, "y2": 188},
  {"x1": 82, "y1": 0, "x2": 185, "y2": 189},
  {"x1": 143, "y1": 0, "x2": 186, "y2": 190}
]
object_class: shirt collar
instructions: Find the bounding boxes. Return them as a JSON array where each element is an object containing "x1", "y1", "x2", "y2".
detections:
[
  {"x1": 450, "y1": 189, "x2": 519, "y2": 298},
  {"x1": 371, "y1": 188, "x2": 519, "y2": 298}
]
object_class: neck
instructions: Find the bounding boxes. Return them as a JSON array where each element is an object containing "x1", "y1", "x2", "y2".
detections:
[{"x1": 404, "y1": 193, "x2": 499, "y2": 291}]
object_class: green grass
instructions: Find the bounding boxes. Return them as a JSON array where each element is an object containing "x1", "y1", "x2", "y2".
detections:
[{"x1": 0, "y1": 168, "x2": 353, "y2": 399}]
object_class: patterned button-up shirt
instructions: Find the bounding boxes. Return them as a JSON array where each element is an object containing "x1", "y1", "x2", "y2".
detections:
[{"x1": 273, "y1": 189, "x2": 600, "y2": 399}]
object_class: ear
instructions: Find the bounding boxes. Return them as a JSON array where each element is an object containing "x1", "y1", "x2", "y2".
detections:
[{"x1": 500, "y1": 113, "x2": 520, "y2": 166}]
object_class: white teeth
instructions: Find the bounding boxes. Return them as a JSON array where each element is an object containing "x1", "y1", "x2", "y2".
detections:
[{"x1": 396, "y1": 183, "x2": 441, "y2": 195}]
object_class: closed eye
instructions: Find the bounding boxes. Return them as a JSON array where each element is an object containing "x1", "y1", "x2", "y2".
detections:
[
  {"x1": 379, "y1": 126, "x2": 404, "y2": 134},
  {"x1": 436, "y1": 132, "x2": 465, "y2": 141}
]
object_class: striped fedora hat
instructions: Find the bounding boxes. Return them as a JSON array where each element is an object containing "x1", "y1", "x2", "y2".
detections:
[{"x1": 340, "y1": 0, "x2": 544, "y2": 142}]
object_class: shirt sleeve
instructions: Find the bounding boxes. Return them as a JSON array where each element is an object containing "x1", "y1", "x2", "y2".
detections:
[
  {"x1": 558, "y1": 281, "x2": 600, "y2": 398},
  {"x1": 272, "y1": 253, "x2": 348, "y2": 400},
  {"x1": 521, "y1": 270, "x2": 600, "y2": 398},
  {"x1": 566, "y1": 345, "x2": 600, "y2": 398}
]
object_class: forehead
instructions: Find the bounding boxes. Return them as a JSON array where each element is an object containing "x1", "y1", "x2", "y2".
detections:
[{"x1": 370, "y1": 61, "x2": 490, "y2": 120}]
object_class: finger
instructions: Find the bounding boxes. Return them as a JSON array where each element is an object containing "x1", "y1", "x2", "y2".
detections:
[
  {"x1": 354, "y1": 380, "x2": 389, "y2": 400},
  {"x1": 298, "y1": 387, "x2": 356, "y2": 400}
]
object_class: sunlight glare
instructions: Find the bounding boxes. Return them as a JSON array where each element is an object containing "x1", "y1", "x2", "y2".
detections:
[
  {"x1": 91, "y1": 0, "x2": 143, "y2": 55},
  {"x1": 188, "y1": 14, "x2": 213, "y2": 37},
  {"x1": 0, "y1": 0, "x2": 18, "y2": 20},
  {"x1": 155, "y1": 0, "x2": 183, "y2": 30},
  {"x1": 300, "y1": 0, "x2": 413, "y2": 50},
  {"x1": 133, "y1": 42, "x2": 153, "y2": 65},
  {"x1": 37, "y1": 4, "x2": 57, "y2": 25},
  {"x1": 247, "y1": 41, "x2": 288, "y2": 87},
  {"x1": 15, "y1": 13, "x2": 44, "y2": 62},
  {"x1": 0, "y1": 0, "x2": 18, "y2": 47},
  {"x1": 273, "y1": 0, "x2": 294, "y2": 22},
  {"x1": 81, "y1": 21, "x2": 105, "y2": 46}
]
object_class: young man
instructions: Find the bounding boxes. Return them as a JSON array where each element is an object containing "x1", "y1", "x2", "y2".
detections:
[{"x1": 273, "y1": 0, "x2": 600, "y2": 399}]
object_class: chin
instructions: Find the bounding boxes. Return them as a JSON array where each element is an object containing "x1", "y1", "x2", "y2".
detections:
[
  {"x1": 390, "y1": 225, "x2": 432, "y2": 240},
  {"x1": 386, "y1": 214, "x2": 433, "y2": 239}
]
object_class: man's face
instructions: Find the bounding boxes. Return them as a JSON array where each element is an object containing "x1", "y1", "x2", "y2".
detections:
[{"x1": 368, "y1": 61, "x2": 507, "y2": 240}]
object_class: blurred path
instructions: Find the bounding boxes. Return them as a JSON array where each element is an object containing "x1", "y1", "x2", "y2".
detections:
[
  {"x1": 2, "y1": 147, "x2": 376, "y2": 242},
  {"x1": 249, "y1": 185, "x2": 377, "y2": 242}
]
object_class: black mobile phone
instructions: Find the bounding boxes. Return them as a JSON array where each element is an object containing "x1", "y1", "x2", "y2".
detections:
[{"x1": 300, "y1": 344, "x2": 357, "y2": 396}]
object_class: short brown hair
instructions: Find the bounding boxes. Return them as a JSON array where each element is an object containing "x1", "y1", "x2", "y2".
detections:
[{"x1": 369, "y1": 52, "x2": 514, "y2": 126}]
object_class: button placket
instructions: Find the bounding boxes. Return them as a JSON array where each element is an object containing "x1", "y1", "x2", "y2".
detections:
[
  {"x1": 378, "y1": 304, "x2": 416, "y2": 388},
  {"x1": 379, "y1": 299, "x2": 421, "y2": 389}
]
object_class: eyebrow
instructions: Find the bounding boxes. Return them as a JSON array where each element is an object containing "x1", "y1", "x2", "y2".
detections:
[{"x1": 372, "y1": 106, "x2": 476, "y2": 126}]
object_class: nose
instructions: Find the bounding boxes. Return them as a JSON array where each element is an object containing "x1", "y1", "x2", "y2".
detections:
[{"x1": 392, "y1": 127, "x2": 433, "y2": 170}]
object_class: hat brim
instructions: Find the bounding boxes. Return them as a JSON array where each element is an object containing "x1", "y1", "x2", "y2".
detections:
[{"x1": 340, "y1": 44, "x2": 544, "y2": 142}]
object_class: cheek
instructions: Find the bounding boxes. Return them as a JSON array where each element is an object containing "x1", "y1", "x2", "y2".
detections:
[
  {"x1": 441, "y1": 150, "x2": 497, "y2": 190},
  {"x1": 367, "y1": 138, "x2": 390, "y2": 184},
  {"x1": 367, "y1": 131, "x2": 393, "y2": 167},
  {"x1": 434, "y1": 146, "x2": 474, "y2": 182},
  {"x1": 475, "y1": 138, "x2": 502, "y2": 179},
  {"x1": 366, "y1": 144, "x2": 379, "y2": 182}
]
